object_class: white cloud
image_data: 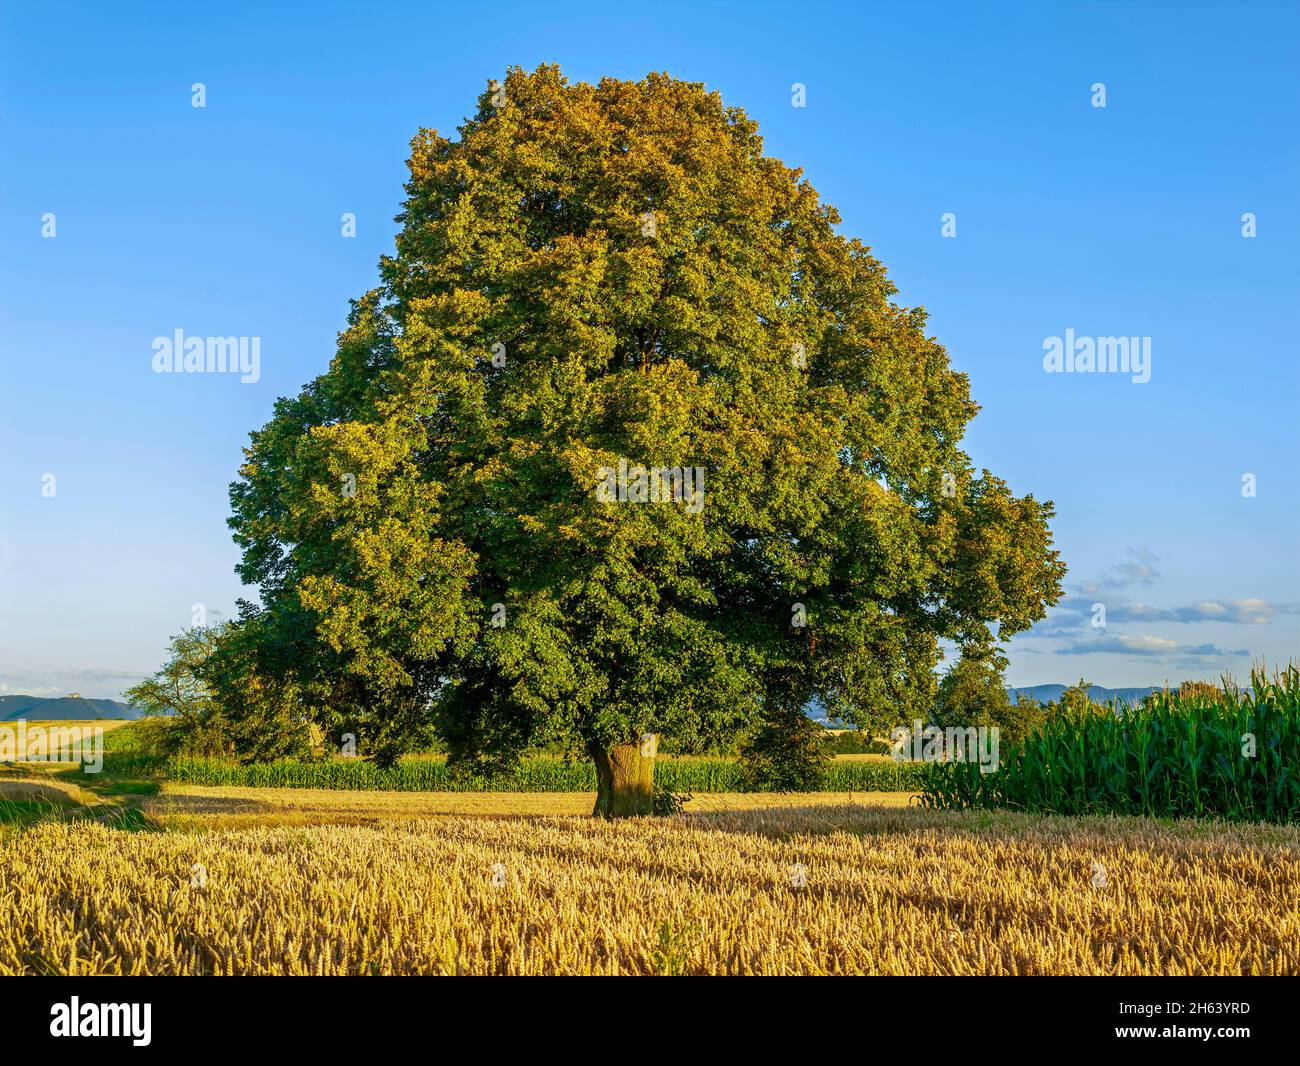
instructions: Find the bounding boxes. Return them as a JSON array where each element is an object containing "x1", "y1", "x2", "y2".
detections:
[
  {"x1": 1057, "y1": 634, "x2": 1248, "y2": 659},
  {"x1": 1078, "y1": 548, "x2": 1162, "y2": 594},
  {"x1": 0, "y1": 682, "x2": 63, "y2": 697}
]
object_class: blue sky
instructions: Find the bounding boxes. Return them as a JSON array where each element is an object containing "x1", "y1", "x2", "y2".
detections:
[{"x1": 1, "y1": 0, "x2": 1296, "y2": 699}]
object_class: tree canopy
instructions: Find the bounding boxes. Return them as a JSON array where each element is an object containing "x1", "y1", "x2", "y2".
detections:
[{"x1": 220, "y1": 65, "x2": 1066, "y2": 807}]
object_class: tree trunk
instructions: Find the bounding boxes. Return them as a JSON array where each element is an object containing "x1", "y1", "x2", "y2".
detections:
[{"x1": 590, "y1": 737, "x2": 656, "y2": 818}]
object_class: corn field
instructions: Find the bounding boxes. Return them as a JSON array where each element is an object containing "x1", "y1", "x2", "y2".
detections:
[
  {"x1": 922, "y1": 666, "x2": 1300, "y2": 822},
  {"x1": 97, "y1": 753, "x2": 925, "y2": 793},
  {"x1": 1, "y1": 805, "x2": 1296, "y2": 975}
]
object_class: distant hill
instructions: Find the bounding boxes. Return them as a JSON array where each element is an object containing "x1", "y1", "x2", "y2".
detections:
[
  {"x1": 808, "y1": 684, "x2": 1165, "y2": 725},
  {"x1": 1006, "y1": 684, "x2": 1160, "y2": 707},
  {"x1": 0, "y1": 695, "x2": 142, "y2": 721}
]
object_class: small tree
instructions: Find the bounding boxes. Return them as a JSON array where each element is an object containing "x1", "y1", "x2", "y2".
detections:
[
  {"x1": 995, "y1": 693, "x2": 1047, "y2": 747},
  {"x1": 1174, "y1": 679, "x2": 1222, "y2": 704},
  {"x1": 932, "y1": 643, "x2": 1011, "y2": 731},
  {"x1": 124, "y1": 627, "x2": 232, "y2": 756},
  {"x1": 932, "y1": 643, "x2": 1047, "y2": 748},
  {"x1": 1045, "y1": 679, "x2": 1108, "y2": 719},
  {"x1": 1064, "y1": 679, "x2": 1097, "y2": 714},
  {"x1": 740, "y1": 701, "x2": 831, "y2": 792}
]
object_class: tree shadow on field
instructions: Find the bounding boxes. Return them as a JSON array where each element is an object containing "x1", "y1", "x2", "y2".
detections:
[
  {"x1": 133, "y1": 791, "x2": 595, "y2": 829},
  {"x1": 677, "y1": 799, "x2": 1000, "y2": 842},
  {"x1": 0, "y1": 777, "x2": 160, "y2": 832},
  {"x1": 142, "y1": 793, "x2": 278, "y2": 816}
]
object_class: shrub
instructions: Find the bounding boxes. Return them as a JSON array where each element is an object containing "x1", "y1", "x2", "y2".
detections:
[
  {"x1": 826, "y1": 731, "x2": 890, "y2": 755},
  {"x1": 652, "y1": 785, "x2": 692, "y2": 816},
  {"x1": 1174, "y1": 679, "x2": 1224, "y2": 704},
  {"x1": 739, "y1": 706, "x2": 832, "y2": 791},
  {"x1": 122, "y1": 628, "x2": 238, "y2": 757}
]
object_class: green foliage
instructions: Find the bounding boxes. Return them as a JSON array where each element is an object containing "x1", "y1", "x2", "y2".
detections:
[
  {"x1": 822, "y1": 760, "x2": 923, "y2": 791},
  {"x1": 0, "y1": 797, "x2": 65, "y2": 825},
  {"x1": 921, "y1": 665, "x2": 1300, "y2": 822},
  {"x1": 123, "y1": 624, "x2": 312, "y2": 763},
  {"x1": 203, "y1": 611, "x2": 317, "y2": 764},
  {"x1": 739, "y1": 704, "x2": 833, "y2": 791},
  {"x1": 1054, "y1": 678, "x2": 1103, "y2": 718},
  {"x1": 217, "y1": 65, "x2": 1066, "y2": 776},
  {"x1": 826, "y1": 730, "x2": 890, "y2": 755},
  {"x1": 652, "y1": 784, "x2": 692, "y2": 815},
  {"x1": 932, "y1": 642, "x2": 1008, "y2": 726},
  {"x1": 993, "y1": 693, "x2": 1047, "y2": 749},
  {"x1": 651, "y1": 920, "x2": 699, "y2": 975},
  {"x1": 932, "y1": 642, "x2": 1042, "y2": 747},
  {"x1": 122, "y1": 628, "x2": 234, "y2": 757},
  {"x1": 1169, "y1": 680, "x2": 1222, "y2": 705},
  {"x1": 84, "y1": 752, "x2": 168, "y2": 777}
]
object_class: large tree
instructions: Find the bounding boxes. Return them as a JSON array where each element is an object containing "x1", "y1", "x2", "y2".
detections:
[{"x1": 224, "y1": 65, "x2": 1066, "y2": 815}]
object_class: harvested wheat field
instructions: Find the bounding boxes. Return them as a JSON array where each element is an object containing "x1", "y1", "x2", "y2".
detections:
[{"x1": 1, "y1": 803, "x2": 1297, "y2": 975}]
